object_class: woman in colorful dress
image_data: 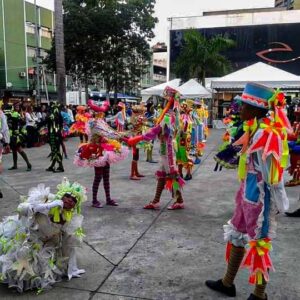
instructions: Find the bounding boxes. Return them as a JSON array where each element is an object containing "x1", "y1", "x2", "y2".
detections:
[
  {"x1": 74, "y1": 100, "x2": 129, "y2": 208},
  {"x1": 70, "y1": 106, "x2": 91, "y2": 143}
]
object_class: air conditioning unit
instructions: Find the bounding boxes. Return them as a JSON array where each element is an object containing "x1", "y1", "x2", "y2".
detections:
[{"x1": 19, "y1": 72, "x2": 26, "y2": 78}]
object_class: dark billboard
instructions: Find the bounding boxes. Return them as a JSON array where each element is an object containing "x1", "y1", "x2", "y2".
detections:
[{"x1": 170, "y1": 23, "x2": 300, "y2": 76}]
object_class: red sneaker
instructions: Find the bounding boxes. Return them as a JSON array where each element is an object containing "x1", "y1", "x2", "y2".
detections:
[
  {"x1": 167, "y1": 203, "x2": 184, "y2": 210},
  {"x1": 143, "y1": 202, "x2": 160, "y2": 210}
]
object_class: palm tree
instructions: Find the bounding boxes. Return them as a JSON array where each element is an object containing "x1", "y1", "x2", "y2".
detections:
[
  {"x1": 174, "y1": 29, "x2": 235, "y2": 86},
  {"x1": 54, "y1": 0, "x2": 66, "y2": 105}
]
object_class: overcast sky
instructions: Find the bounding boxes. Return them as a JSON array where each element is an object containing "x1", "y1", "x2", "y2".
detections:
[
  {"x1": 152, "y1": 0, "x2": 275, "y2": 44},
  {"x1": 27, "y1": 0, "x2": 275, "y2": 44},
  {"x1": 27, "y1": 0, "x2": 54, "y2": 10}
]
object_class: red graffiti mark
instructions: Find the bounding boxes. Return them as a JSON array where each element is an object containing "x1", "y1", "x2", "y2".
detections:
[{"x1": 256, "y1": 42, "x2": 300, "y2": 63}]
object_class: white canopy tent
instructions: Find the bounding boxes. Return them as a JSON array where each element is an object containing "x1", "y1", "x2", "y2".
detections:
[
  {"x1": 177, "y1": 79, "x2": 212, "y2": 98},
  {"x1": 211, "y1": 62, "x2": 300, "y2": 90},
  {"x1": 141, "y1": 78, "x2": 181, "y2": 103}
]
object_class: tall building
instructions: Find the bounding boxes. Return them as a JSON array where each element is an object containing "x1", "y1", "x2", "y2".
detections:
[
  {"x1": 0, "y1": 0, "x2": 55, "y2": 101},
  {"x1": 152, "y1": 42, "x2": 167, "y2": 84},
  {"x1": 169, "y1": 9, "x2": 300, "y2": 78},
  {"x1": 168, "y1": 8, "x2": 300, "y2": 119},
  {"x1": 275, "y1": 0, "x2": 300, "y2": 9}
]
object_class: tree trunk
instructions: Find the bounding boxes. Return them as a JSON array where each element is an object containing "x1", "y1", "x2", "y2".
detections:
[
  {"x1": 54, "y1": 0, "x2": 66, "y2": 105},
  {"x1": 201, "y1": 70, "x2": 206, "y2": 87},
  {"x1": 84, "y1": 75, "x2": 89, "y2": 104}
]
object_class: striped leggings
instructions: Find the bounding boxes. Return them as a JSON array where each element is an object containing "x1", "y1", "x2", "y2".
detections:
[{"x1": 92, "y1": 164, "x2": 111, "y2": 203}]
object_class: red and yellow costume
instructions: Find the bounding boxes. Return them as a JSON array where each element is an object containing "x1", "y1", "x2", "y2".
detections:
[{"x1": 70, "y1": 106, "x2": 91, "y2": 139}]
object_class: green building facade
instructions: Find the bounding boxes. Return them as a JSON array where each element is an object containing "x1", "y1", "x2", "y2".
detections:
[{"x1": 0, "y1": 0, "x2": 55, "y2": 100}]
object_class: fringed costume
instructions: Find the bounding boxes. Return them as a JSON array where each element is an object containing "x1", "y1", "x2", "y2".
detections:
[
  {"x1": 128, "y1": 87, "x2": 185, "y2": 210},
  {"x1": 214, "y1": 99, "x2": 243, "y2": 171},
  {"x1": 128, "y1": 105, "x2": 148, "y2": 180},
  {"x1": 206, "y1": 83, "x2": 291, "y2": 300},
  {"x1": 6, "y1": 103, "x2": 31, "y2": 171},
  {"x1": 176, "y1": 102, "x2": 194, "y2": 180},
  {"x1": 46, "y1": 103, "x2": 64, "y2": 173}
]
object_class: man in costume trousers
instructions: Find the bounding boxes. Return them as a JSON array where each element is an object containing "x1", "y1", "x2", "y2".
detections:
[{"x1": 206, "y1": 83, "x2": 291, "y2": 300}]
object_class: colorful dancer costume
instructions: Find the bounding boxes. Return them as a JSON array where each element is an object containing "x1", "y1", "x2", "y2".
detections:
[
  {"x1": 191, "y1": 99, "x2": 207, "y2": 164},
  {"x1": 106, "y1": 102, "x2": 127, "y2": 132},
  {"x1": 206, "y1": 83, "x2": 291, "y2": 300},
  {"x1": 128, "y1": 87, "x2": 185, "y2": 210},
  {"x1": 144, "y1": 103, "x2": 158, "y2": 163},
  {"x1": 214, "y1": 99, "x2": 243, "y2": 171},
  {"x1": 285, "y1": 107, "x2": 300, "y2": 217},
  {"x1": 70, "y1": 106, "x2": 91, "y2": 143},
  {"x1": 61, "y1": 108, "x2": 72, "y2": 159},
  {"x1": 74, "y1": 100, "x2": 129, "y2": 208},
  {"x1": 6, "y1": 102, "x2": 32, "y2": 171},
  {"x1": 61, "y1": 109, "x2": 72, "y2": 139},
  {"x1": 0, "y1": 105, "x2": 10, "y2": 198},
  {"x1": 129, "y1": 105, "x2": 147, "y2": 180},
  {"x1": 285, "y1": 107, "x2": 300, "y2": 187},
  {"x1": 0, "y1": 178, "x2": 87, "y2": 292},
  {"x1": 46, "y1": 102, "x2": 64, "y2": 173},
  {"x1": 176, "y1": 101, "x2": 194, "y2": 180}
]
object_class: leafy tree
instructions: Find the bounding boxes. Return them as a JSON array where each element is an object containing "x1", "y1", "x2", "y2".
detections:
[
  {"x1": 45, "y1": 0, "x2": 157, "y2": 100},
  {"x1": 174, "y1": 29, "x2": 235, "y2": 85}
]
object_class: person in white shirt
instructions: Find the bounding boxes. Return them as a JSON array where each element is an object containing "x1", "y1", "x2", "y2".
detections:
[
  {"x1": 67, "y1": 105, "x2": 75, "y2": 123},
  {"x1": 25, "y1": 105, "x2": 38, "y2": 148},
  {"x1": 0, "y1": 106, "x2": 10, "y2": 198}
]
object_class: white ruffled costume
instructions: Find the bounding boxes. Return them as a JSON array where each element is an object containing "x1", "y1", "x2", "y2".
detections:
[{"x1": 0, "y1": 178, "x2": 87, "y2": 292}]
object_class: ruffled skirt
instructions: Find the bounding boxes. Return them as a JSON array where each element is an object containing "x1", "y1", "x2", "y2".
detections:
[{"x1": 74, "y1": 146, "x2": 129, "y2": 168}]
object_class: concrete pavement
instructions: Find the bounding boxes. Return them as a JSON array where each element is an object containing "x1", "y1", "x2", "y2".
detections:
[{"x1": 0, "y1": 129, "x2": 299, "y2": 300}]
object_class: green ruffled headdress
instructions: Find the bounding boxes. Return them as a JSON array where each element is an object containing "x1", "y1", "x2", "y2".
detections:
[{"x1": 55, "y1": 178, "x2": 87, "y2": 215}]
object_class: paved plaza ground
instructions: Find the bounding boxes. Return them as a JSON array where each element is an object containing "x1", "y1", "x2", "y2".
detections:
[{"x1": 0, "y1": 129, "x2": 299, "y2": 300}]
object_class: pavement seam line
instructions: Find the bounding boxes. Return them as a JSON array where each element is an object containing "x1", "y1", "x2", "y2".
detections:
[
  {"x1": 0, "y1": 177, "x2": 23, "y2": 195},
  {"x1": 83, "y1": 240, "x2": 116, "y2": 266}
]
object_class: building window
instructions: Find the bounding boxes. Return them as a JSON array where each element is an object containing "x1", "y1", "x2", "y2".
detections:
[
  {"x1": 25, "y1": 22, "x2": 36, "y2": 34},
  {"x1": 41, "y1": 27, "x2": 52, "y2": 39},
  {"x1": 27, "y1": 47, "x2": 48, "y2": 59},
  {"x1": 45, "y1": 72, "x2": 54, "y2": 85},
  {"x1": 39, "y1": 49, "x2": 48, "y2": 59},
  {"x1": 27, "y1": 46, "x2": 36, "y2": 57}
]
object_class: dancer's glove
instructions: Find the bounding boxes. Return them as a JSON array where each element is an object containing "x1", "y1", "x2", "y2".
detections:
[
  {"x1": 127, "y1": 135, "x2": 143, "y2": 147},
  {"x1": 33, "y1": 200, "x2": 63, "y2": 214}
]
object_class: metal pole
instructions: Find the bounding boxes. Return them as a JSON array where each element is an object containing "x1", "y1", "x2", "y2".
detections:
[
  {"x1": 41, "y1": 65, "x2": 49, "y2": 103},
  {"x1": 34, "y1": 0, "x2": 40, "y2": 105},
  {"x1": 167, "y1": 17, "x2": 172, "y2": 81}
]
